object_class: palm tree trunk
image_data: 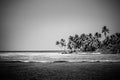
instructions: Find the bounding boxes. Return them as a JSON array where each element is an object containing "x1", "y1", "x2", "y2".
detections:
[{"x1": 104, "y1": 32, "x2": 107, "y2": 38}]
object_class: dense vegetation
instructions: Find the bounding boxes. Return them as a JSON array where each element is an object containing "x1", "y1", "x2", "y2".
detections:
[{"x1": 56, "y1": 26, "x2": 120, "y2": 54}]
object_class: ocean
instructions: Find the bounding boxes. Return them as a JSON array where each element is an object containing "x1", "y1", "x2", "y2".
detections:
[{"x1": 0, "y1": 52, "x2": 120, "y2": 63}]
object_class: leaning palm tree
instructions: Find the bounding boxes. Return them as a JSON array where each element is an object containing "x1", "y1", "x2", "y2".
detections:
[
  {"x1": 56, "y1": 41, "x2": 59, "y2": 45},
  {"x1": 102, "y1": 26, "x2": 109, "y2": 38},
  {"x1": 60, "y1": 39, "x2": 67, "y2": 53},
  {"x1": 56, "y1": 39, "x2": 67, "y2": 53},
  {"x1": 56, "y1": 41, "x2": 61, "y2": 49}
]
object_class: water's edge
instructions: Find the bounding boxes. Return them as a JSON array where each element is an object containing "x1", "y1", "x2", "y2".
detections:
[{"x1": 0, "y1": 52, "x2": 120, "y2": 63}]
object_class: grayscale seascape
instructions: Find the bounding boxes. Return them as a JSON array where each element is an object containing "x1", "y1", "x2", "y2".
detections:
[
  {"x1": 0, "y1": 0, "x2": 120, "y2": 80},
  {"x1": 0, "y1": 52, "x2": 120, "y2": 80}
]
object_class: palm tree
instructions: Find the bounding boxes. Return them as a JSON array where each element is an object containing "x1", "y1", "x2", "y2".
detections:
[
  {"x1": 68, "y1": 36, "x2": 76, "y2": 52},
  {"x1": 56, "y1": 39, "x2": 67, "y2": 53},
  {"x1": 60, "y1": 39, "x2": 67, "y2": 53},
  {"x1": 56, "y1": 41, "x2": 61, "y2": 49},
  {"x1": 89, "y1": 33, "x2": 93, "y2": 38},
  {"x1": 102, "y1": 26, "x2": 109, "y2": 38},
  {"x1": 60, "y1": 39, "x2": 66, "y2": 47},
  {"x1": 80, "y1": 33, "x2": 86, "y2": 41},
  {"x1": 94, "y1": 32, "x2": 101, "y2": 39},
  {"x1": 56, "y1": 41, "x2": 59, "y2": 45}
]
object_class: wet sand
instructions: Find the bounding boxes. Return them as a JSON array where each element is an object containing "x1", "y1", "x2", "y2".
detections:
[{"x1": 0, "y1": 61, "x2": 120, "y2": 80}]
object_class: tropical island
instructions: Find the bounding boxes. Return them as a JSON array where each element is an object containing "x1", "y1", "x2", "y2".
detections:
[{"x1": 56, "y1": 26, "x2": 120, "y2": 54}]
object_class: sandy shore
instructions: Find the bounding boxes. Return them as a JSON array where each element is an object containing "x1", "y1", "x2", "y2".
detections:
[
  {"x1": 0, "y1": 53, "x2": 120, "y2": 80},
  {"x1": 0, "y1": 61, "x2": 120, "y2": 80}
]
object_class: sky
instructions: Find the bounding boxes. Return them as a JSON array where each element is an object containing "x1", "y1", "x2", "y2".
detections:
[{"x1": 0, "y1": 0, "x2": 120, "y2": 51}]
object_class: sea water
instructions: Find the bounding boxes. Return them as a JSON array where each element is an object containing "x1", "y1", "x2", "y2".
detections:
[{"x1": 0, "y1": 52, "x2": 120, "y2": 62}]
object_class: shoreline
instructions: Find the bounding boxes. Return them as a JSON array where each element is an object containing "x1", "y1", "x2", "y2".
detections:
[
  {"x1": 0, "y1": 53, "x2": 120, "y2": 63},
  {"x1": 1, "y1": 59, "x2": 120, "y2": 63},
  {"x1": 0, "y1": 60, "x2": 120, "y2": 80}
]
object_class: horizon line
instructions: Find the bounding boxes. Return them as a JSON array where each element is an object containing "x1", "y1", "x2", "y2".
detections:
[{"x1": 0, "y1": 50, "x2": 65, "y2": 53}]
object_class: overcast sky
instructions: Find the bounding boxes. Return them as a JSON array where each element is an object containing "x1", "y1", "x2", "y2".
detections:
[{"x1": 0, "y1": 0, "x2": 120, "y2": 50}]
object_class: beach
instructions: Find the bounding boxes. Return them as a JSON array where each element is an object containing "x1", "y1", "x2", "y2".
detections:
[
  {"x1": 0, "y1": 53, "x2": 120, "y2": 80},
  {"x1": 0, "y1": 61, "x2": 120, "y2": 80}
]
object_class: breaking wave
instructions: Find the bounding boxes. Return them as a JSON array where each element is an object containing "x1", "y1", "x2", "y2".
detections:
[
  {"x1": 5, "y1": 60, "x2": 120, "y2": 63},
  {"x1": 0, "y1": 52, "x2": 120, "y2": 63}
]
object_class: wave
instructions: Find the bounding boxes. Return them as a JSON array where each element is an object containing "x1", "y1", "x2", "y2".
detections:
[
  {"x1": 1, "y1": 53, "x2": 120, "y2": 63},
  {"x1": 5, "y1": 60, "x2": 120, "y2": 63}
]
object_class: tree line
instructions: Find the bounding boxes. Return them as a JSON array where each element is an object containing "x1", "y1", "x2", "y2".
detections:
[{"x1": 56, "y1": 26, "x2": 120, "y2": 54}]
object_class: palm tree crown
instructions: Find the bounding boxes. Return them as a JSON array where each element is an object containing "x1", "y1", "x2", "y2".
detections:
[
  {"x1": 102, "y1": 26, "x2": 109, "y2": 38},
  {"x1": 94, "y1": 32, "x2": 101, "y2": 39}
]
